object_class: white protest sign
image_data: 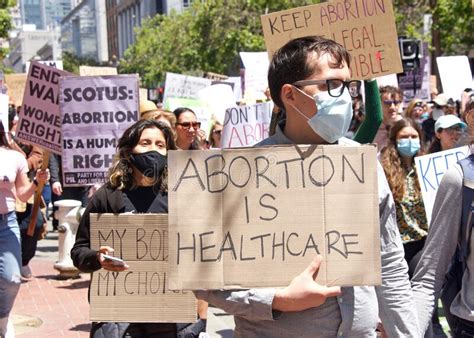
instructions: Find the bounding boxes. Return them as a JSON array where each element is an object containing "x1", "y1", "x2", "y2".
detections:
[
  {"x1": 240, "y1": 52, "x2": 269, "y2": 101},
  {"x1": 197, "y1": 84, "x2": 236, "y2": 124},
  {"x1": 0, "y1": 93, "x2": 8, "y2": 131},
  {"x1": 26, "y1": 60, "x2": 64, "y2": 72},
  {"x1": 89, "y1": 214, "x2": 197, "y2": 323},
  {"x1": 59, "y1": 75, "x2": 139, "y2": 186},
  {"x1": 221, "y1": 101, "x2": 273, "y2": 148},
  {"x1": 415, "y1": 146, "x2": 469, "y2": 223},
  {"x1": 164, "y1": 97, "x2": 212, "y2": 134},
  {"x1": 261, "y1": 0, "x2": 402, "y2": 79},
  {"x1": 168, "y1": 145, "x2": 381, "y2": 290},
  {"x1": 437, "y1": 56, "x2": 473, "y2": 101},
  {"x1": 163, "y1": 72, "x2": 212, "y2": 104},
  {"x1": 16, "y1": 62, "x2": 71, "y2": 154}
]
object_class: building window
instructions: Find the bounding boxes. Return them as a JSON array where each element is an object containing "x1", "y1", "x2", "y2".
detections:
[{"x1": 183, "y1": 0, "x2": 192, "y2": 8}]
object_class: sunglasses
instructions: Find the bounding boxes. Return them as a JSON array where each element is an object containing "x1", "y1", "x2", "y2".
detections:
[
  {"x1": 212, "y1": 129, "x2": 222, "y2": 135},
  {"x1": 383, "y1": 100, "x2": 402, "y2": 106},
  {"x1": 177, "y1": 121, "x2": 201, "y2": 130}
]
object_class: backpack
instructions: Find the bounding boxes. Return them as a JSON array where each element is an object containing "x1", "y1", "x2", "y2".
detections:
[{"x1": 439, "y1": 154, "x2": 474, "y2": 329}]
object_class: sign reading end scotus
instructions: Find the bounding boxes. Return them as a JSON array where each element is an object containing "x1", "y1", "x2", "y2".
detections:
[
  {"x1": 89, "y1": 214, "x2": 196, "y2": 323},
  {"x1": 261, "y1": 0, "x2": 402, "y2": 79},
  {"x1": 168, "y1": 145, "x2": 381, "y2": 290},
  {"x1": 59, "y1": 75, "x2": 139, "y2": 186}
]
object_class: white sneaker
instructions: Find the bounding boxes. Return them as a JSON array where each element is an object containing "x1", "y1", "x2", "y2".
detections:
[{"x1": 21, "y1": 265, "x2": 32, "y2": 279}]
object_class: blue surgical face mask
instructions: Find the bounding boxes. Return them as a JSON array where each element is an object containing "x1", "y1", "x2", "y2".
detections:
[
  {"x1": 290, "y1": 86, "x2": 353, "y2": 143},
  {"x1": 397, "y1": 138, "x2": 420, "y2": 158},
  {"x1": 420, "y1": 112, "x2": 429, "y2": 120}
]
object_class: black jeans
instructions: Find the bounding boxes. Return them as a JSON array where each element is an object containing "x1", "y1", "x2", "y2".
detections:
[{"x1": 453, "y1": 316, "x2": 474, "y2": 337}]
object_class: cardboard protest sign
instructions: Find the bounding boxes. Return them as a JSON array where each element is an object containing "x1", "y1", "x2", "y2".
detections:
[
  {"x1": 79, "y1": 66, "x2": 118, "y2": 76},
  {"x1": 5, "y1": 74, "x2": 27, "y2": 107},
  {"x1": 197, "y1": 84, "x2": 236, "y2": 124},
  {"x1": 26, "y1": 60, "x2": 64, "y2": 72},
  {"x1": 221, "y1": 101, "x2": 273, "y2": 148},
  {"x1": 163, "y1": 72, "x2": 212, "y2": 104},
  {"x1": 437, "y1": 56, "x2": 473, "y2": 101},
  {"x1": 89, "y1": 214, "x2": 197, "y2": 322},
  {"x1": 168, "y1": 145, "x2": 381, "y2": 289},
  {"x1": 164, "y1": 97, "x2": 212, "y2": 135},
  {"x1": 415, "y1": 146, "x2": 469, "y2": 224},
  {"x1": 59, "y1": 75, "x2": 139, "y2": 186},
  {"x1": 16, "y1": 62, "x2": 71, "y2": 154},
  {"x1": 261, "y1": 0, "x2": 402, "y2": 79}
]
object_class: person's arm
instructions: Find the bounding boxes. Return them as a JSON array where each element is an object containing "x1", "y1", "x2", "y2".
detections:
[
  {"x1": 194, "y1": 256, "x2": 341, "y2": 320},
  {"x1": 353, "y1": 79, "x2": 383, "y2": 144},
  {"x1": 71, "y1": 193, "x2": 102, "y2": 273},
  {"x1": 374, "y1": 163, "x2": 420, "y2": 337},
  {"x1": 411, "y1": 165, "x2": 462, "y2": 336},
  {"x1": 49, "y1": 154, "x2": 63, "y2": 195}
]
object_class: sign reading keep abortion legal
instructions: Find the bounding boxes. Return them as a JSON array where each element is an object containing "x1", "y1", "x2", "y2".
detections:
[
  {"x1": 59, "y1": 75, "x2": 139, "y2": 186},
  {"x1": 168, "y1": 144, "x2": 381, "y2": 290},
  {"x1": 261, "y1": 0, "x2": 402, "y2": 79}
]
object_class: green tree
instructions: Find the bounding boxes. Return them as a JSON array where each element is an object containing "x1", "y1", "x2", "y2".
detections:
[
  {"x1": 120, "y1": 0, "x2": 320, "y2": 87},
  {"x1": 0, "y1": 0, "x2": 15, "y2": 73},
  {"x1": 62, "y1": 51, "x2": 101, "y2": 74}
]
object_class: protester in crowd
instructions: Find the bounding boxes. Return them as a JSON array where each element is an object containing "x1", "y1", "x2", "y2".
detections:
[
  {"x1": 459, "y1": 94, "x2": 474, "y2": 146},
  {"x1": 12, "y1": 143, "x2": 48, "y2": 279},
  {"x1": 373, "y1": 85, "x2": 403, "y2": 150},
  {"x1": 346, "y1": 94, "x2": 365, "y2": 138},
  {"x1": 139, "y1": 99, "x2": 157, "y2": 116},
  {"x1": 380, "y1": 118, "x2": 427, "y2": 273},
  {"x1": 141, "y1": 109, "x2": 177, "y2": 129},
  {"x1": 194, "y1": 35, "x2": 419, "y2": 337},
  {"x1": 0, "y1": 124, "x2": 49, "y2": 338},
  {"x1": 405, "y1": 99, "x2": 428, "y2": 126},
  {"x1": 49, "y1": 153, "x2": 90, "y2": 230},
  {"x1": 173, "y1": 107, "x2": 206, "y2": 150},
  {"x1": 71, "y1": 119, "x2": 206, "y2": 337},
  {"x1": 422, "y1": 93, "x2": 452, "y2": 145},
  {"x1": 427, "y1": 114, "x2": 466, "y2": 154},
  {"x1": 411, "y1": 93, "x2": 474, "y2": 337},
  {"x1": 208, "y1": 121, "x2": 223, "y2": 148}
]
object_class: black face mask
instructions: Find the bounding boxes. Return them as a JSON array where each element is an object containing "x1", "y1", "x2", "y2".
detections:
[{"x1": 129, "y1": 151, "x2": 167, "y2": 178}]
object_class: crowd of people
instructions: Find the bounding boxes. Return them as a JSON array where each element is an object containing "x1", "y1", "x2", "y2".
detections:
[{"x1": 1, "y1": 34, "x2": 474, "y2": 338}]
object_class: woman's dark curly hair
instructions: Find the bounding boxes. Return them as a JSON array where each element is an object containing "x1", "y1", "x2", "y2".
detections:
[{"x1": 107, "y1": 119, "x2": 176, "y2": 191}]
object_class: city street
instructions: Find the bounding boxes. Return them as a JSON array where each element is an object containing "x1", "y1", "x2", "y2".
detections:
[{"x1": 11, "y1": 223, "x2": 234, "y2": 337}]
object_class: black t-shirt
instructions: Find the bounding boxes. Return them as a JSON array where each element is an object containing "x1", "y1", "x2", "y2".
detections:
[{"x1": 122, "y1": 186, "x2": 168, "y2": 213}]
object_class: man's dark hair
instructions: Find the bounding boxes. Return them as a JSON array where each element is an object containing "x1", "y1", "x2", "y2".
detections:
[
  {"x1": 267, "y1": 36, "x2": 351, "y2": 109},
  {"x1": 379, "y1": 85, "x2": 402, "y2": 99}
]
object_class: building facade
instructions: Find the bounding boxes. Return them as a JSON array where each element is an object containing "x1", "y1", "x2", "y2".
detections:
[
  {"x1": 20, "y1": 0, "x2": 72, "y2": 30},
  {"x1": 60, "y1": 0, "x2": 108, "y2": 62},
  {"x1": 8, "y1": 29, "x2": 61, "y2": 72}
]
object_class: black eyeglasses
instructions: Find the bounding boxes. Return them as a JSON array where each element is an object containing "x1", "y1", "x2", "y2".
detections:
[
  {"x1": 292, "y1": 79, "x2": 362, "y2": 98},
  {"x1": 177, "y1": 121, "x2": 201, "y2": 130}
]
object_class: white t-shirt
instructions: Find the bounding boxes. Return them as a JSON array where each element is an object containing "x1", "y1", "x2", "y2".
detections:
[{"x1": 0, "y1": 147, "x2": 28, "y2": 213}]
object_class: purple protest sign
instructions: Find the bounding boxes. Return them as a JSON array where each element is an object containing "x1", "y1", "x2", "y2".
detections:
[
  {"x1": 59, "y1": 75, "x2": 139, "y2": 186},
  {"x1": 16, "y1": 61, "x2": 71, "y2": 153}
]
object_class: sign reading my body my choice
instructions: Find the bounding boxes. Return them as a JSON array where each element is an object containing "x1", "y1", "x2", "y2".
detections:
[
  {"x1": 59, "y1": 75, "x2": 139, "y2": 186},
  {"x1": 168, "y1": 145, "x2": 381, "y2": 290},
  {"x1": 261, "y1": 0, "x2": 402, "y2": 79}
]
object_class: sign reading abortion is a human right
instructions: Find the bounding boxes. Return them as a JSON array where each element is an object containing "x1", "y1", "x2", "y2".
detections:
[{"x1": 60, "y1": 75, "x2": 139, "y2": 186}]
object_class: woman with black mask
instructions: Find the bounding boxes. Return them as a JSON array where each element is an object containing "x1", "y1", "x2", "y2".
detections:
[{"x1": 71, "y1": 119, "x2": 204, "y2": 337}]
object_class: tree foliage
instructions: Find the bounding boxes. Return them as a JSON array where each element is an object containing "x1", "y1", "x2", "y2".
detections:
[
  {"x1": 393, "y1": 0, "x2": 473, "y2": 55},
  {"x1": 62, "y1": 51, "x2": 101, "y2": 74},
  {"x1": 120, "y1": 0, "x2": 320, "y2": 87},
  {"x1": 121, "y1": 0, "x2": 473, "y2": 87}
]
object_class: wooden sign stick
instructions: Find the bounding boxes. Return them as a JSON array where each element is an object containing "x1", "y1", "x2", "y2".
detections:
[{"x1": 27, "y1": 150, "x2": 50, "y2": 237}]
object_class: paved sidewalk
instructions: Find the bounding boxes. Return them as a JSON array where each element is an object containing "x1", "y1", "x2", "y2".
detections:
[{"x1": 11, "y1": 227, "x2": 234, "y2": 337}]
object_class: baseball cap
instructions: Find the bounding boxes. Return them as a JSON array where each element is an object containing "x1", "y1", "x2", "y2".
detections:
[
  {"x1": 434, "y1": 114, "x2": 467, "y2": 132},
  {"x1": 430, "y1": 93, "x2": 452, "y2": 107}
]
